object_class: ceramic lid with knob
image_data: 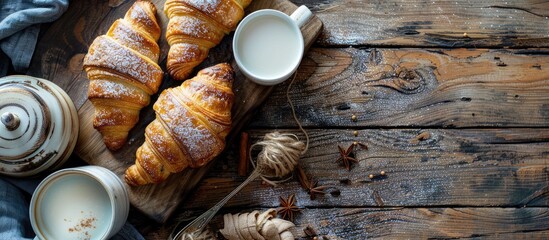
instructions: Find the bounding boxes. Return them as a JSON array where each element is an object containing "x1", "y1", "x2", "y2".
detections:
[{"x1": 0, "y1": 75, "x2": 79, "y2": 177}]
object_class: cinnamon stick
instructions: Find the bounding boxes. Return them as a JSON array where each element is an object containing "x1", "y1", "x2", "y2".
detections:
[{"x1": 238, "y1": 132, "x2": 249, "y2": 176}]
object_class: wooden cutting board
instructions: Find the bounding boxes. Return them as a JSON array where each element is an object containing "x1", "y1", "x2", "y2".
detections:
[{"x1": 28, "y1": 0, "x2": 322, "y2": 223}]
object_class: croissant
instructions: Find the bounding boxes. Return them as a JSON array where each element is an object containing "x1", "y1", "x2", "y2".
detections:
[
  {"x1": 164, "y1": 0, "x2": 252, "y2": 80},
  {"x1": 83, "y1": 1, "x2": 163, "y2": 151},
  {"x1": 125, "y1": 63, "x2": 234, "y2": 186}
]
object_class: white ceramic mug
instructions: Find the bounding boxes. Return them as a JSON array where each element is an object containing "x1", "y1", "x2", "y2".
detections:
[
  {"x1": 233, "y1": 6, "x2": 313, "y2": 86},
  {"x1": 30, "y1": 166, "x2": 129, "y2": 240}
]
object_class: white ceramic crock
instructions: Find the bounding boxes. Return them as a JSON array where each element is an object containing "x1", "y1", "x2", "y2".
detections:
[
  {"x1": 30, "y1": 166, "x2": 129, "y2": 240},
  {"x1": 0, "y1": 75, "x2": 79, "y2": 177}
]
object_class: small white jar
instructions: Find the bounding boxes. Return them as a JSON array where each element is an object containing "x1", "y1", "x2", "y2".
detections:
[
  {"x1": 30, "y1": 166, "x2": 129, "y2": 240},
  {"x1": 0, "y1": 75, "x2": 79, "y2": 177}
]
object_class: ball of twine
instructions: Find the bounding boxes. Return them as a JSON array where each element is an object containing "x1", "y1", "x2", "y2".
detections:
[{"x1": 250, "y1": 132, "x2": 306, "y2": 185}]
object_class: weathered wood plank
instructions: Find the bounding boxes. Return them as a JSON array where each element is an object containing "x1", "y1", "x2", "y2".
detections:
[
  {"x1": 298, "y1": 0, "x2": 549, "y2": 47},
  {"x1": 250, "y1": 48, "x2": 549, "y2": 128},
  {"x1": 145, "y1": 207, "x2": 549, "y2": 239},
  {"x1": 179, "y1": 129, "x2": 549, "y2": 209},
  {"x1": 26, "y1": 0, "x2": 549, "y2": 69}
]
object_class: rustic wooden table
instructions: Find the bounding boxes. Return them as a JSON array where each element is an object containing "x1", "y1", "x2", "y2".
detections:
[{"x1": 25, "y1": 0, "x2": 549, "y2": 239}]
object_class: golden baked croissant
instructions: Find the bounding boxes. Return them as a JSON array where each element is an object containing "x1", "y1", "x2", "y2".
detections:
[
  {"x1": 83, "y1": 1, "x2": 163, "y2": 151},
  {"x1": 125, "y1": 63, "x2": 234, "y2": 186},
  {"x1": 164, "y1": 0, "x2": 252, "y2": 80}
]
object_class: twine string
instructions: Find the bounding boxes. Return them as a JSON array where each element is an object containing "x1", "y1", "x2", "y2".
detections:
[
  {"x1": 249, "y1": 71, "x2": 309, "y2": 185},
  {"x1": 287, "y1": 72, "x2": 309, "y2": 154}
]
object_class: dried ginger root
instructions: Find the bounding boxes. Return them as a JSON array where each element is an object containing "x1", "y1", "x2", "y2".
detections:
[{"x1": 220, "y1": 209, "x2": 295, "y2": 240}]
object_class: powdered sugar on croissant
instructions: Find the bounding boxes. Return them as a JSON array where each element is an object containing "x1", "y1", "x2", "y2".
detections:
[
  {"x1": 125, "y1": 63, "x2": 234, "y2": 186},
  {"x1": 164, "y1": 0, "x2": 252, "y2": 80},
  {"x1": 83, "y1": 1, "x2": 163, "y2": 151}
]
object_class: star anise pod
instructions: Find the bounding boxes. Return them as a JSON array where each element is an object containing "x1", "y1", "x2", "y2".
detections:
[
  {"x1": 336, "y1": 144, "x2": 358, "y2": 171},
  {"x1": 296, "y1": 164, "x2": 326, "y2": 200},
  {"x1": 306, "y1": 179, "x2": 326, "y2": 200},
  {"x1": 277, "y1": 194, "x2": 300, "y2": 221}
]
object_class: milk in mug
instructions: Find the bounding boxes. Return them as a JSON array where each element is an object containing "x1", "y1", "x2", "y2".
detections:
[
  {"x1": 235, "y1": 15, "x2": 302, "y2": 79},
  {"x1": 35, "y1": 174, "x2": 112, "y2": 239}
]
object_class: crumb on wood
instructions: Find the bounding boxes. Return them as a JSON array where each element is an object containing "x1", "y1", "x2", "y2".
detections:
[
  {"x1": 354, "y1": 141, "x2": 368, "y2": 150},
  {"x1": 496, "y1": 61, "x2": 507, "y2": 67},
  {"x1": 339, "y1": 178, "x2": 351, "y2": 185},
  {"x1": 494, "y1": 57, "x2": 507, "y2": 67},
  {"x1": 372, "y1": 190, "x2": 384, "y2": 207},
  {"x1": 320, "y1": 220, "x2": 329, "y2": 227},
  {"x1": 304, "y1": 225, "x2": 318, "y2": 237},
  {"x1": 410, "y1": 131, "x2": 431, "y2": 144}
]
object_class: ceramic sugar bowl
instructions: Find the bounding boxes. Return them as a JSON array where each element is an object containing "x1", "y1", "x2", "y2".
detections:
[{"x1": 0, "y1": 75, "x2": 79, "y2": 177}]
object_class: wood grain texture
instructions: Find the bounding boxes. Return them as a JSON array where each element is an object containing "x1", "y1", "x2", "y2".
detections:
[
  {"x1": 250, "y1": 48, "x2": 549, "y2": 128},
  {"x1": 27, "y1": 0, "x2": 322, "y2": 223},
  {"x1": 297, "y1": 0, "x2": 549, "y2": 47},
  {"x1": 180, "y1": 129, "x2": 549, "y2": 208},
  {"x1": 24, "y1": 0, "x2": 549, "y2": 237},
  {"x1": 145, "y1": 207, "x2": 549, "y2": 239}
]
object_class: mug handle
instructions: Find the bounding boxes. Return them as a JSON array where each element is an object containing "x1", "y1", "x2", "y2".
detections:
[{"x1": 290, "y1": 5, "x2": 313, "y2": 28}]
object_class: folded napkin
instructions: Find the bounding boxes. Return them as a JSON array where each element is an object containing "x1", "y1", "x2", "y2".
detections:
[{"x1": 0, "y1": 0, "x2": 69, "y2": 76}]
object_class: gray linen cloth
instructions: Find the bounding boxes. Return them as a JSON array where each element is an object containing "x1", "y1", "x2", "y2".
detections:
[{"x1": 0, "y1": 0, "x2": 69, "y2": 76}]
